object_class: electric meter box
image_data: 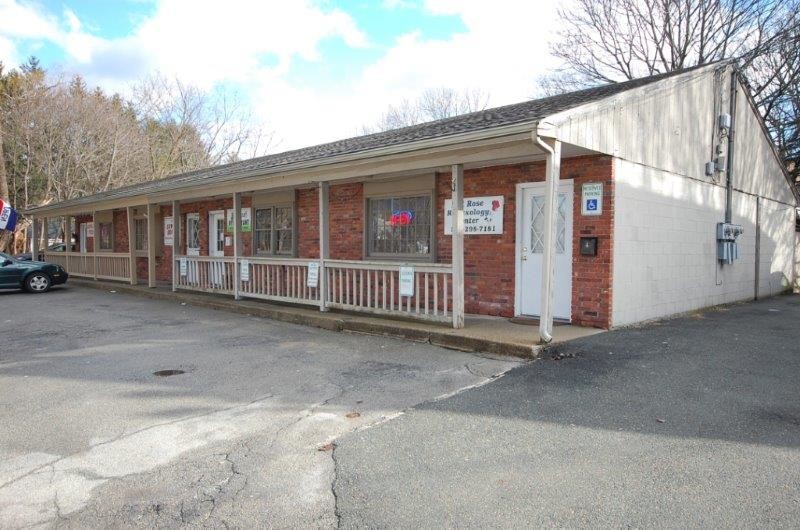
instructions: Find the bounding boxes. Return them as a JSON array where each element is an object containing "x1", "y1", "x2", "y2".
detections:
[{"x1": 716, "y1": 222, "x2": 743, "y2": 264}]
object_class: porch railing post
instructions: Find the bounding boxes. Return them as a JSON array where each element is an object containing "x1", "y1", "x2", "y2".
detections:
[
  {"x1": 126, "y1": 206, "x2": 136, "y2": 285},
  {"x1": 147, "y1": 203, "x2": 157, "y2": 288},
  {"x1": 233, "y1": 192, "x2": 242, "y2": 300},
  {"x1": 92, "y1": 210, "x2": 98, "y2": 280},
  {"x1": 451, "y1": 164, "x2": 465, "y2": 329},
  {"x1": 318, "y1": 181, "x2": 330, "y2": 312},
  {"x1": 172, "y1": 200, "x2": 180, "y2": 292},
  {"x1": 30, "y1": 215, "x2": 38, "y2": 262},
  {"x1": 41, "y1": 216, "x2": 48, "y2": 256}
]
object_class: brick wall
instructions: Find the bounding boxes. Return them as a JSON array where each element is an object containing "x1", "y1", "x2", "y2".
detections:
[
  {"x1": 113, "y1": 209, "x2": 128, "y2": 253},
  {"x1": 297, "y1": 188, "x2": 319, "y2": 258},
  {"x1": 435, "y1": 155, "x2": 614, "y2": 327},
  {"x1": 329, "y1": 183, "x2": 364, "y2": 260}
]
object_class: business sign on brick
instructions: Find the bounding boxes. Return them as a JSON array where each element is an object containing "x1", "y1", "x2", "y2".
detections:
[{"x1": 444, "y1": 196, "x2": 504, "y2": 235}]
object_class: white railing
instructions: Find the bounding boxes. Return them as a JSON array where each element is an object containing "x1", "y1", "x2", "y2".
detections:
[
  {"x1": 45, "y1": 251, "x2": 130, "y2": 281},
  {"x1": 95, "y1": 253, "x2": 131, "y2": 281},
  {"x1": 174, "y1": 256, "x2": 236, "y2": 294},
  {"x1": 173, "y1": 255, "x2": 456, "y2": 324},
  {"x1": 324, "y1": 260, "x2": 453, "y2": 323},
  {"x1": 238, "y1": 257, "x2": 320, "y2": 304}
]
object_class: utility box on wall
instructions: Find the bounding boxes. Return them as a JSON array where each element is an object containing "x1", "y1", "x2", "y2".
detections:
[{"x1": 717, "y1": 222, "x2": 743, "y2": 265}]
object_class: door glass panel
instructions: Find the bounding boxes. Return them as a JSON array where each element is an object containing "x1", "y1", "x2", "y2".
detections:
[
  {"x1": 530, "y1": 192, "x2": 567, "y2": 254},
  {"x1": 215, "y1": 218, "x2": 225, "y2": 252},
  {"x1": 187, "y1": 217, "x2": 200, "y2": 251}
]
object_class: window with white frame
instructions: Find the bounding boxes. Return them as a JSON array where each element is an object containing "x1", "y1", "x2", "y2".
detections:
[
  {"x1": 98, "y1": 222, "x2": 113, "y2": 251},
  {"x1": 254, "y1": 206, "x2": 293, "y2": 255},
  {"x1": 367, "y1": 194, "x2": 432, "y2": 258},
  {"x1": 134, "y1": 218, "x2": 148, "y2": 251}
]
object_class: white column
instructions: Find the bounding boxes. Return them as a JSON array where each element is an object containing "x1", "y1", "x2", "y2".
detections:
[
  {"x1": 233, "y1": 192, "x2": 242, "y2": 300},
  {"x1": 91, "y1": 210, "x2": 98, "y2": 280},
  {"x1": 172, "y1": 200, "x2": 180, "y2": 292},
  {"x1": 451, "y1": 164, "x2": 465, "y2": 329},
  {"x1": 41, "y1": 217, "x2": 48, "y2": 257},
  {"x1": 30, "y1": 215, "x2": 38, "y2": 261},
  {"x1": 318, "y1": 182, "x2": 329, "y2": 312},
  {"x1": 539, "y1": 138, "x2": 561, "y2": 342},
  {"x1": 126, "y1": 207, "x2": 136, "y2": 285},
  {"x1": 147, "y1": 203, "x2": 156, "y2": 288}
]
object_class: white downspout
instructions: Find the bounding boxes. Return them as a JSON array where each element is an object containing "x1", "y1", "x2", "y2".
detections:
[{"x1": 533, "y1": 131, "x2": 561, "y2": 343}]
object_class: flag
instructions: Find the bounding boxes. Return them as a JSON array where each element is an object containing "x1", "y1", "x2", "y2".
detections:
[{"x1": 0, "y1": 199, "x2": 18, "y2": 231}]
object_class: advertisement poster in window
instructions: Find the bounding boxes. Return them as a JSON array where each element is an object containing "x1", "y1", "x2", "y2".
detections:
[
  {"x1": 163, "y1": 216, "x2": 174, "y2": 246},
  {"x1": 444, "y1": 196, "x2": 504, "y2": 235},
  {"x1": 227, "y1": 208, "x2": 252, "y2": 232}
]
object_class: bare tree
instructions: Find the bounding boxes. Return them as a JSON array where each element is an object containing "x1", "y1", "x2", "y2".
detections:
[
  {"x1": 366, "y1": 88, "x2": 490, "y2": 132},
  {"x1": 543, "y1": 0, "x2": 800, "y2": 179},
  {"x1": 132, "y1": 74, "x2": 270, "y2": 179}
]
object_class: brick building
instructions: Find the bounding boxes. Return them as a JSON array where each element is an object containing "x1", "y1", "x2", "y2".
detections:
[{"x1": 25, "y1": 63, "x2": 797, "y2": 338}]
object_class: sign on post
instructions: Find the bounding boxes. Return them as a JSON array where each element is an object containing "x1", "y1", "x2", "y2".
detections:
[
  {"x1": 179, "y1": 257, "x2": 187, "y2": 277},
  {"x1": 164, "y1": 216, "x2": 174, "y2": 246},
  {"x1": 581, "y1": 183, "x2": 603, "y2": 216},
  {"x1": 240, "y1": 259, "x2": 250, "y2": 282},
  {"x1": 307, "y1": 261, "x2": 320, "y2": 288},
  {"x1": 399, "y1": 266, "x2": 415, "y2": 297},
  {"x1": 444, "y1": 196, "x2": 504, "y2": 235}
]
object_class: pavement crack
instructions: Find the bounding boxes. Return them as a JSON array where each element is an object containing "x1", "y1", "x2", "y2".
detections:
[{"x1": 329, "y1": 443, "x2": 342, "y2": 529}]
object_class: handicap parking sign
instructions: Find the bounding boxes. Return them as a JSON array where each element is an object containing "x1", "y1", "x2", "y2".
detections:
[{"x1": 581, "y1": 183, "x2": 603, "y2": 216}]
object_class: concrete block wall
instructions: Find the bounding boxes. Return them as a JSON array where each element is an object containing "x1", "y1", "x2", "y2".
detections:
[{"x1": 612, "y1": 158, "x2": 795, "y2": 326}]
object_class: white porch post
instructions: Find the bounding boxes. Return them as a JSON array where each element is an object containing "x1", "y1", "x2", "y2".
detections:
[
  {"x1": 233, "y1": 192, "x2": 242, "y2": 300},
  {"x1": 318, "y1": 181, "x2": 329, "y2": 312},
  {"x1": 41, "y1": 216, "x2": 48, "y2": 255},
  {"x1": 64, "y1": 215, "x2": 71, "y2": 252},
  {"x1": 30, "y1": 215, "x2": 38, "y2": 261},
  {"x1": 91, "y1": 210, "x2": 98, "y2": 280},
  {"x1": 147, "y1": 203, "x2": 156, "y2": 288},
  {"x1": 172, "y1": 200, "x2": 180, "y2": 292},
  {"x1": 126, "y1": 206, "x2": 136, "y2": 285},
  {"x1": 538, "y1": 138, "x2": 561, "y2": 343},
  {"x1": 451, "y1": 164, "x2": 465, "y2": 329}
]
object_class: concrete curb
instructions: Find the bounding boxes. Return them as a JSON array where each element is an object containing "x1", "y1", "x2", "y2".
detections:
[{"x1": 68, "y1": 280, "x2": 540, "y2": 358}]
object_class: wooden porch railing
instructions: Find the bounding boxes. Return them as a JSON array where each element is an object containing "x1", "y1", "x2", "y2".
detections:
[
  {"x1": 174, "y1": 255, "x2": 236, "y2": 294},
  {"x1": 174, "y1": 255, "x2": 456, "y2": 324},
  {"x1": 44, "y1": 251, "x2": 130, "y2": 282},
  {"x1": 324, "y1": 260, "x2": 453, "y2": 322},
  {"x1": 237, "y1": 257, "x2": 320, "y2": 304}
]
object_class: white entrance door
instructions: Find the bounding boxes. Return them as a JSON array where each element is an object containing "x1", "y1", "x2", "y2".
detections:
[
  {"x1": 208, "y1": 211, "x2": 225, "y2": 286},
  {"x1": 185, "y1": 213, "x2": 200, "y2": 283},
  {"x1": 517, "y1": 181, "x2": 573, "y2": 320}
]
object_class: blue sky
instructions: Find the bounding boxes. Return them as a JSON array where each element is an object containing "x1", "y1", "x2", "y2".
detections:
[{"x1": 0, "y1": 0, "x2": 561, "y2": 150}]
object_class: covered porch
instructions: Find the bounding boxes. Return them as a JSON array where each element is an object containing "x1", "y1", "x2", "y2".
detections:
[{"x1": 27, "y1": 129, "x2": 600, "y2": 340}]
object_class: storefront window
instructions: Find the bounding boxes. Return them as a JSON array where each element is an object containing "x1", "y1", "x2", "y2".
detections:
[
  {"x1": 254, "y1": 206, "x2": 293, "y2": 255},
  {"x1": 367, "y1": 195, "x2": 432, "y2": 258}
]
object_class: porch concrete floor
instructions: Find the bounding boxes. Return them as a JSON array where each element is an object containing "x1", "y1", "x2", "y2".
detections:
[{"x1": 68, "y1": 279, "x2": 602, "y2": 358}]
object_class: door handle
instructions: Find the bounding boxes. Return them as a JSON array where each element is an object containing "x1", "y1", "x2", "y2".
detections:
[{"x1": 521, "y1": 247, "x2": 528, "y2": 260}]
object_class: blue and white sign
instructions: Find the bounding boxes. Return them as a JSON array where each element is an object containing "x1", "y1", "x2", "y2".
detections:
[
  {"x1": 0, "y1": 199, "x2": 17, "y2": 231},
  {"x1": 581, "y1": 183, "x2": 603, "y2": 216}
]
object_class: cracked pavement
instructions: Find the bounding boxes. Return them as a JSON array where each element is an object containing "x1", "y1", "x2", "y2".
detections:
[{"x1": 0, "y1": 286, "x2": 523, "y2": 528}]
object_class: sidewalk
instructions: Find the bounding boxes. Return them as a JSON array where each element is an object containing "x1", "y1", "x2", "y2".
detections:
[{"x1": 68, "y1": 279, "x2": 602, "y2": 358}]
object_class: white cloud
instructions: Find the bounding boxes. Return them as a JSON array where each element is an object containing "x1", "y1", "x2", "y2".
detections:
[{"x1": 0, "y1": 0, "x2": 562, "y2": 151}]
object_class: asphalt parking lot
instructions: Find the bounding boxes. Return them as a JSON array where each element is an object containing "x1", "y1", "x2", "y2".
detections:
[
  {"x1": 335, "y1": 294, "x2": 800, "y2": 528},
  {"x1": 0, "y1": 285, "x2": 521, "y2": 528}
]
